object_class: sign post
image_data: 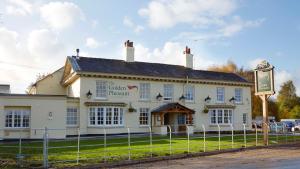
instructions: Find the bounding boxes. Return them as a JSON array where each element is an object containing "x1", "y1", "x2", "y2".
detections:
[{"x1": 254, "y1": 60, "x2": 275, "y2": 145}]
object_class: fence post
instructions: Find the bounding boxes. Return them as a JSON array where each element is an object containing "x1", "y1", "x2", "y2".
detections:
[
  {"x1": 274, "y1": 122, "x2": 278, "y2": 143},
  {"x1": 103, "y1": 128, "x2": 107, "y2": 162},
  {"x1": 230, "y1": 124, "x2": 234, "y2": 149},
  {"x1": 17, "y1": 129, "x2": 23, "y2": 167},
  {"x1": 243, "y1": 124, "x2": 246, "y2": 148},
  {"x1": 186, "y1": 125, "x2": 190, "y2": 154},
  {"x1": 167, "y1": 125, "x2": 172, "y2": 155},
  {"x1": 217, "y1": 124, "x2": 221, "y2": 151},
  {"x1": 202, "y1": 125, "x2": 206, "y2": 152},
  {"x1": 284, "y1": 123, "x2": 288, "y2": 144},
  {"x1": 149, "y1": 126, "x2": 152, "y2": 158},
  {"x1": 76, "y1": 128, "x2": 80, "y2": 165},
  {"x1": 43, "y1": 127, "x2": 48, "y2": 169},
  {"x1": 127, "y1": 128, "x2": 131, "y2": 160},
  {"x1": 255, "y1": 123, "x2": 258, "y2": 146}
]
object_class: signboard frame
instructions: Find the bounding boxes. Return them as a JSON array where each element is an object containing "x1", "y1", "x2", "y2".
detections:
[{"x1": 254, "y1": 62, "x2": 275, "y2": 96}]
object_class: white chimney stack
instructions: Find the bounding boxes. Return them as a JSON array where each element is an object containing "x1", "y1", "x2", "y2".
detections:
[
  {"x1": 124, "y1": 40, "x2": 134, "y2": 62},
  {"x1": 184, "y1": 46, "x2": 193, "y2": 69}
]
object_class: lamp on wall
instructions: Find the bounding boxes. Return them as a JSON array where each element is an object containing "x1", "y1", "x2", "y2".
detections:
[
  {"x1": 156, "y1": 93, "x2": 163, "y2": 101},
  {"x1": 204, "y1": 96, "x2": 211, "y2": 103},
  {"x1": 229, "y1": 97, "x2": 236, "y2": 103},
  {"x1": 86, "y1": 90, "x2": 92, "y2": 99},
  {"x1": 179, "y1": 94, "x2": 186, "y2": 101}
]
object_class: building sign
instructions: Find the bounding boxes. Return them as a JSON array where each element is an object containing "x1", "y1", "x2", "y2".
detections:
[
  {"x1": 108, "y1": 82, "x2": 138, "y2": 96},
  {"x1": 254, "y1": 60, "x2": 275, "y2": 95}
]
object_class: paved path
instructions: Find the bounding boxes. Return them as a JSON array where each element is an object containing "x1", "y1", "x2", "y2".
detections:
[{"x1": 114, "y1": 144, "x2": 300, "y2": 169}]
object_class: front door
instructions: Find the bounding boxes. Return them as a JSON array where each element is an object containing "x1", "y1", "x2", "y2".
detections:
[{"x1": 177, "y1": 114, "x2": 187, "y2": 132}]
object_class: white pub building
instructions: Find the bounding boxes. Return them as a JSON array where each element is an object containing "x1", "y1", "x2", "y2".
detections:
[{"x1": 0, "y1": 41, "x2": 252, "y2": 139}]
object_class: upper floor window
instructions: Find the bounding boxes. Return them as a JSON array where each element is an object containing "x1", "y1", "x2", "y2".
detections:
[
  {"x1": 96, "y1": 80, "x2": 107, "y2": 99},
  {"x1": 184, "y1": 85, "x2": 194, "y2": 101},
  {"x1": 216, "y1": 87, "x2": 225, "y2": 103},
  {"x1": 163, "y1": 84, "x2": 174, "y2": 101},
  {"x1": 139, "y1": 108, "x2": 150, "y2": 126},
  {"x1": 66, "y1": 107, "x2": 78, "y2": 126},
  {"x1": 140, "y1": 83, "x2": 150, "y2": 100},
  {"x1": 5, "y1": 109, "x2": 30, "y2": 128},
  {"x1": 235, "y1": 88, "x2": 243, "y2": 103}
]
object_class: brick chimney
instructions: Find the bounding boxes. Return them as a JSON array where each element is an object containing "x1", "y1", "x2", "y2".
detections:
[
  {"x1": 124, "y1": 40, "x2": 134, "y2": 62},
  {"x1": 184, "y1": 46, "x2": 193, "y2": 69}
]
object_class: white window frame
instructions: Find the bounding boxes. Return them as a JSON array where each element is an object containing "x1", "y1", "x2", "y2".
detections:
[
  {"x1": 66, "y1": 107, "x2": 79, "y2": 126},
  {"x1": 163, "y1": 84, "x2": 174, "y2": 101},
  {"x1": 216, "y1": 87, "x2": 225, "y2": 103},
  {"x1": 139, "y1": 108, "x2": 150, "y2": 126},
  {"x1": 5, "y1": 109, "x2": 30, "y2": 128},
  {"x1": 139, "y1": 83, "x2": 150, "y2": 101},
  {"x1": 235, "y1": 88, "x2": 243, "y2": 104},
  {"x1": 96, "y1": 80, "x2": 107, "y2": 99},
  {"x1": 88, "y1": 107, "x2": 124, "y2": 127},
  {"x1": 209, "y1": 109, "x2": 233, "y2": 125},
  {"x1": 184, "y1": 85, "x2": 194, "y2": 102}
]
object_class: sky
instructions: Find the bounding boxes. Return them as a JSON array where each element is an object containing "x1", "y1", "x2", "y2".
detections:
[{"x1": 0, "y1": 0, "x2": 299, "y2": 95}]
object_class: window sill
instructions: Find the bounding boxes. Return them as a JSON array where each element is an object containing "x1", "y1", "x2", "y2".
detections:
[
  {"x1": 66, "y1": 125, "x2": 79, "y2": 128},
  {"x1": 139, "y1": 125, "x2": 150, "y2": 128},
  {"x1": 87, "y1": 126, "x2": 124, "y2": 129},
  {"x1": 209, "y1": 124, "x2": 232, "y2": 127},
  {"x1": 94, "y1": 97, "x2": 108, "y2": 101},
  {"x1": 185, "y1": 100, "x2": 195, "y2": 104},
  {"x1": 139, "y1": 99, "x2": 151, "y2": 102}
]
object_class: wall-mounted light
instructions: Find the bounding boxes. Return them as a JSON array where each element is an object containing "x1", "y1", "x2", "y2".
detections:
[
  {"x1": 48, "y1": 112, "x2": 53, "y2": 120},
  {"x1": 179, "y1": 94, "x2": 186, "y2": 101},
  {"x1": 156, "y1": 93, "x2": 163, "y2": 101},
  {"x1": 86, "y1": 90, "x2": 92, "y2": 99},
  {"x1": 229, "y1": 97, "x2": 236, "y2": 103},
  {"x1": 204, "y1": 96, "x2": 211, "y2": 103}
]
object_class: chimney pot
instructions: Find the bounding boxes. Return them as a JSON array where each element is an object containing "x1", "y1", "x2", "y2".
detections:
[
  {"x1": 124, "y1": 40, "x2": 134, "y2": 62},
  {"x1": 184, "y1": 46, "x2": 193, "y2": 69}
]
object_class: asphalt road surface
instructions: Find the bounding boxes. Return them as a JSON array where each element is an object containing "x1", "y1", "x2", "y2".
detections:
[{"x1": 114, "y1": 144, "x2": 300, "y2": 169}]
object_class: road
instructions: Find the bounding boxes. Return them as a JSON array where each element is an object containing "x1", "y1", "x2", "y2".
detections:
[{"x1": 114, "y1": 144, "x2": 300, "y2": 169}]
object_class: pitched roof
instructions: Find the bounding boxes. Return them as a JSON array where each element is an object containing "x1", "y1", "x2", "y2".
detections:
[
  {"x1": 151, "y1": 102, "x2": 195, "y2": 113},
  {"x1": 68, "y1": 56, "x2": 250, "y2": 83}
]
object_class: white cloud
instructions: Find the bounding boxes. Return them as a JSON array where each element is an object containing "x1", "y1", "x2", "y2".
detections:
[
  {"x1": 40, "y1": 2, "x2": 84, "y2": 30},
  {"x1": 248, "y1": 58, "x2": 264, "y2": 69},
  {"x1": 85, "y1": 37, "x2": 106, "y2": 49},
  {"x1": 5, "y1": 0, "x2": 33, "y2": 16},
  {"x1": 27, "y1": 29, "x2": 66, "y2": 67},
  {"x1": 139, "y1": 0, "x2": 236, "y2": 29},
  {"x1": 275, "y1": 70, "x2": 293, "y2": 95},
  {"x1": 123, "y1": 16, "x2": 145, "y2": 33}
]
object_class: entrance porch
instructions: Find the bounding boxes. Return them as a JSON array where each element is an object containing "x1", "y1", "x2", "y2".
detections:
[{"x1": 151, "y1": 102, "x2": 195, "y2": 135}]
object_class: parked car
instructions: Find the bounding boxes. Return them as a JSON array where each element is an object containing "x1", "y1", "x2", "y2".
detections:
[
  {"x1": 282, "y1": 121, "x2": 295, "y2": 132},
  {"x1": 269, "y1": 122, "x2": 284, "y2": 133}
]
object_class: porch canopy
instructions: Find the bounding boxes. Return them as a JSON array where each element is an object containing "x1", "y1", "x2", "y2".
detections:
[{"x1": 151, "y1": 102, "x2": 195, "y2": 126}]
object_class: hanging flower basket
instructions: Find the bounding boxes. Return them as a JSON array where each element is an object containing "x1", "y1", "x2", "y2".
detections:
[
  {"x1": 128, "y1": 107, "x2": 136, "y2": 112},
  {"x1": 203, "y1": 107, "x2": 209, "y2": 114}
]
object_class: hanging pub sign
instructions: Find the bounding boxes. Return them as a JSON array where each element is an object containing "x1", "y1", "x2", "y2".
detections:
[{"x1": 254, "y1": 60, "x2": 275, "y2": 95}]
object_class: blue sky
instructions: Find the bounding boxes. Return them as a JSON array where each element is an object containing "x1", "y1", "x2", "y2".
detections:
[{"x1": 0, "y1": 0, "x2": 299, "y2": 94}]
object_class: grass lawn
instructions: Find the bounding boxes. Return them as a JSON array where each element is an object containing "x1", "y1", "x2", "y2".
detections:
[{"x1": 0, "y1": 133, "x2": 299, "y2": 168}]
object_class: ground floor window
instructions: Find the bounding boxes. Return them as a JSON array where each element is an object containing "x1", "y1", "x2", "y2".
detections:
[
  {"x1": 89, "y1": 107, "x2": 123, "y2": 127},
  {"x1": 209, "y1": 109, "x2": 233, "y2": 124},
  {"x1": 243, "y1": 113, "x2": 248, "y2": 124},
  {"x1": 5, "y1": 109, "x2": 30, "y2": 128},
  {"x1": 66, "y1": 107, "x2": 78, "y2": 126},
  {"x1": 139, "y1": 108, "x2": 150, "y2": 126}
]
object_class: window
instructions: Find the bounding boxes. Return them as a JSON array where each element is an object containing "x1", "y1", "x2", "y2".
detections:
[
  {"x1": 5, "y1": 109, "x2": 30, "y2": 128},
  {"x1": 243, "y1": 113, "x2": 248, "y2": 124},
  {"x1": 139, "y1": 108, "x2": 150, "y2": 126},
  {"x1": 178, "y1": 114, "x2": 186, "y2": 125},
  {"x1": 235, "y1": 88, "x2": 243, "y2": 103},
  {"x1": 184, "y1": 85, "x2": 194, "y2": 101},
  {"x1": 89, "y1": 107, "x2": 124, "y2": 127},
  {"x1": 163, "y1": 84, "x2": 174, "y2": 101},
  {"x1": 140, "y1": 83, "x2": 150, "y2": 100},
  {"x1": 96, "y1": 80, "x2": 107, "y2": 99},
  {"x1": 216, "y1": 87, "x2": 225, "y2": 103},
  {"x1": 66, "y1": 107, "x2": 78, "y2": 126},
  {"x1": 210, "y1": 109, "x2": 233, "y2": 124}
]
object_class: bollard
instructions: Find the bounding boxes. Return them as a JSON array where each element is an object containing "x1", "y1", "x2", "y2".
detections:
[
  {"x1": 254, "y1": 123, "x2": 258, "y2": 146},
  {"x1": 202, "y1": 125, "x2": 206, "y2": 152},
  {"x1": 43, "y1": 127, "x2": 49, "y2": 169},
  {"x1": 127, "y1": 128, "x2": 131, "y2": 160},
  {"x1": 217, "y1": 124, "x2": 221, "y2": 151},
  {"x1": 243, "y1": 124, "x2": 246, "y2": 148},
  {"x1": 149, "y1": 126, "x2": 153, "y2": 158},
  {"x1": 186, "y1": 125, "x2": 190, "y2": 153},
  {"x1": 77, "y1": 128, "x2": 80, "y2": 165},
  {"x1": 230, "y1": 124, "x2": 234, "y2": 149},
  {"x1": 104, "y1": 128, "x2": 107, "y2": 162},
  {"x1": 167, "y1": 125, "x2": 172, "y2": 155}
]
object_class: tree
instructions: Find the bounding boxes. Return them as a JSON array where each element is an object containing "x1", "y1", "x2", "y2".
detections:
[
  {"x1": 277, "y1": 80, "x2": 299, "y2": 119},
  {"x1": 291, "y1": 105, "x2": 300, "y2": 119}
]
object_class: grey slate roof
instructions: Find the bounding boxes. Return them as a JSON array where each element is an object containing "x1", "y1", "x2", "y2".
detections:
[
  {"x1": 69, "y1": 56, "x2": 250, "y2": 83},
  {"x1": 151, "y1": 102, "x2": 195, "y2": 113}
]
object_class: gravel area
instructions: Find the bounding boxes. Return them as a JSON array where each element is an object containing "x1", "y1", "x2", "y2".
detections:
[{"x1": 114, "y1": 144, "x2": 300, "y2": 169}]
